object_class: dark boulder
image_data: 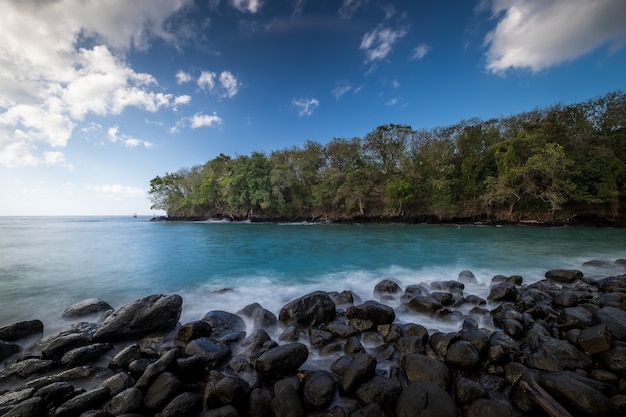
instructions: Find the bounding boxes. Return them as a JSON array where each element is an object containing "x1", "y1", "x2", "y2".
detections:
[
  {"x1": 401, "y1": 354, "x2": 451, "y2": 391},
  {"x1": 144, "y1": 372, "x2": 183, "y2": 410},
  {"x1": 248, "y1": 388, "x2": 273, "y2": 417},
  {"x1": 540, "y1": 372, "x2": 616, "y2": 417},
  {"x1": 102, "y1": 387, "x2": 143, "y2": 416},
  {"x1": 301, "y1": 370, "x2": 337, "y2": 411},
  {"x1": 0, "y1": 340, "x2": 20, "y2": 361},
  {"x1": 593, "y1": 306, "x2": 626, "y2": 341},
  {"x1": 465, "y1": 398, "x2": 514, "y2": 417},
  {"x1": 62, "y1": 298, "x2": 113, "y2": 318},
  {"x1": 60, "y1": 343, "x2": 112, "y2": 367},
  {"x1": 445, "y1": 340, "x2": 481, "y2": 370},
  {"x1": 407, "y1": 295, "x2": 442, "y2": 314},
  {"x1": 278, "y1": 291, "x2": 336, "y2": 327},
  {"x1": 101, "y1": 372, "x2": 133, "y2": 397},
  {"x1": 255, "y1": 342, "x2": 308, "y2": 380},
  {"x1": 205, "y1": 376, "x2": 251, "y2": 415},
  {"x1": 33, "y1": 382, "x2": 74, "y2": 407},
  {"x1": 458, "y1": 270, "x2": 478, "y2": 283},
  {"x1": 185, "y1": 338, "x2": 230, "y2": 369},
  {"x1": 354, "y1": 375, "x2": 402, "y2": 417},
  {"x1": 160, "y1": 392, "x2": 202, "y2": 417},
  {"x1": 93, "y1": 294, "x2": 182, "y2": 341},
  {"x1": 394, "y1": 336, "x2": 424, "y2": 356},
  {"x1": 174, "y1": 320, "x2": 213, "y2": 345},
  {"x1": 108, "y1": 344, "x2": 141, "y2": 370},
  {"x1": 557, "y1": 306, "x2": 593, "y2": 330},
  {"x1": 488, "y1": 283, "x2": 518, "y2": 302},
  {"x1": 395, "y1": 381, "x2": 457, "y2": 417},
  {"x1": 0, "y1": 358, "x2": 55, "y2": 381},
  {"x1": 373, "y1": 279, "x2": 402, "y2": 297},
  {"x1": 271, "y1": 377, "x2": 305, "y2": 417},
  {"x1": 454, "y1": 377, "x2": 488, "y2": 405},
  {"x1": 346, "y1": 300, "x2": 395, "y2": 325},
  {"x1": 595, "y1": 346, "x2": 626, "y2": 374},
  {"x1": 545, "y1": 269, "x2": 583, "y2": 283},
  {"x1": 330, "y1": 352, "x2": 376, "y2": 394},
  {"x1": 134, "y1": 348, "x2": 179, "y2": 390},
  {"x1": 577, "y1": 323, "x2": 613, "y2": 354},
  {"x1": 0, "y1": 397, "x2": 44, "y2": 417},
  {"x1": 0, "y1": 320, "x2": 43, "y2": 342},
  {"x1": 201, "y1": 311, "x2": 246, "y2": 339},
  {"x1": 238, "y1": 303, "x2": 278, "y2": 331},
  {"x1": 326, "y1": 322, "x2": 359, "y2": 338},
  {"x1": 200, "y1": 405, "x2": 239, "y2": 417},
  {"x1": 54, "y1": 386, "x2": 110, "y2": 417}
]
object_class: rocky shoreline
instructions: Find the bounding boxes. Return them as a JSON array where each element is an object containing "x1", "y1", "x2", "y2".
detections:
[{"x1": 1, "y1": 263, "x2": 626, "y2": 417}]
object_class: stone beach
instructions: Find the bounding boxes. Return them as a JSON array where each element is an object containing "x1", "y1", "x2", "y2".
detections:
[{"x1": 1, "y1": 261, "x2": 626, "y2": 417}]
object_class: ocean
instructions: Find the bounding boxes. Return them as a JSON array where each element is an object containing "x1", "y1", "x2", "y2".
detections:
[{"x1": 1, "y1": 216, "x2": 625, "y2": 335}]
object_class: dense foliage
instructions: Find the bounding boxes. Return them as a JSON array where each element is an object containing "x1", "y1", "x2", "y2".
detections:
[{"x1": 150, "y1": 90, "x2": 626, "y2": 223}]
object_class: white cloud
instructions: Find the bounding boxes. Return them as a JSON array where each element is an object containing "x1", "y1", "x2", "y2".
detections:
[
  {"x1": 360, "y1": 25, "x2": 409, "y2": 62},
  {"x1": 292, "y1": 97, "x2": 319, "y2": 116},
  {"x1": 0, "y1": 0, "x2": 191, "y2": 168},
  {"x1": 231, "y1": 0, "x2": 263, "y2": 13},
  {"x1": 198, "y1": 70, "x2": 241, "y2": 98},
  {"x1": 176, "y1": 70, "x2": 193, "y2": 84},
  {"x1": 107, "y1": 125, "x2": 154, "y2": 148},
  {"x1": 332, "y1": 81, "x2": 353, "y2": 99},
  {"x1": 89, "y1": 184, "x2": 145, "y2": 196},
  {"x1": 339, "y1": 0, "x2": 367, "y2": 20},
  {"x1": 410, "y1": 43, "x2": 431, "y2": 60},
  {"x1": 385, "y1": 98, "x2": 398, "y2": 106},
  {"x1": 483, "y1": 0, "x2": 626, "y2": 73},
  {"x1": 190, "y1": 113, "x2": 224, "y2": 128}
]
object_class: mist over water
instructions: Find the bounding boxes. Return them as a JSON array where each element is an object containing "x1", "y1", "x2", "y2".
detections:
[{"x1": 1, "y1": 216, "x2": 625, "y2": 335}]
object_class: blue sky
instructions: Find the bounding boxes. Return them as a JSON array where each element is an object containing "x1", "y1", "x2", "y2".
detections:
[{"x1": 1, "y1": 0, "x2": 625, "y2": 215}]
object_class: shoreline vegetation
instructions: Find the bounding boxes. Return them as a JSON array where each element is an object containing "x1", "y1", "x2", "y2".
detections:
[
  {"x1": 149, "y1": 90, "x2": 626, "y2": 227},
  {"x1": 1, "y1": 264, "x2": 625, "y2": 416}
]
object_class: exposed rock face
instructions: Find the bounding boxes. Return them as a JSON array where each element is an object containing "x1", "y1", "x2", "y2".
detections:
[
  {"x1": 93, "y1": 294, "x2": 182, "y2": 341},
  {"x1": 278, "y1": 291, "x2": 336, "y2": 327}
]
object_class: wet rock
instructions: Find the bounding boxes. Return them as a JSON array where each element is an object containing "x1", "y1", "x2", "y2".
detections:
[
  {"x1": 240, "y1": 329, "x2": 272, "y2": 359},
  {"x1": 395, "y1": 381, "x2": 456, "y2": 417},
  {"x1": 351, "y1": 403, "x2": 383, "y2": 417},
  {"x1": 465, "y1": 398, "x2": 514, "y2": 417},
  {"x1": 429, "y1": 332, "x2": 457, "y2": 357},
  {"x1": 329, "y1": 290, "x2": 359, "y2": 306},
  {"x1": 278, "y1": 291, "x2": 336, "y2": 327},
  {"x1": 101, "y1": 372, "x2": 133, "y2": 397},
  {"x1": 0, "y1": 388, "x2": 36, "y2": 409},
  {"x1": 458, "y1": 270, "x2": 478, "y2": 284},
  {"x1": 374, "y1": 279, "x2": 402, "y2": 297},
  {"x1": 24, "y1": 365, "x2": 102, "y2": 390},
  {"x1": 593, "y1": 306, "x2": 626, "y2": 341},
  {"x1": 301, "y1": 370, "x2": 337, "y2": 411},
  {"x1": 201, "y1": 311, "x2": 246, "y2": 339},
  {"x1": 108, "y1": 344, "x2": 141, "y2": 370},
  {"x1": 344, "y1": 336, "x2": 365, "y2": 355},
  {"x1": 488, "y1": 283, "x2": 518, "y2": 302},
  {"x1": 553, "y1": 291, "x2": 579, "y2": 308},
  {"x1": 174, "y1": 320, "x2": 213, "y2": 345},
  {"x1": 238, "y1": 303, "x2": 278, "y2": 331},
  {"x1": 577, "y1": 323, "x2": 613, "y2": 354},
  {"x1": 60, "y1": 343, "x2": 112, "y2": 367},
  {"x1": 348, "y1": 318, "x2": 375, "y2": 332},
  {"x1": 595, "y1": 346, "x2": 626, "y2": 374},
  {"x1": 595, "y1": 276, "x2": 626, "y2": 293},
  {"x1": 54, "y1": 386, "x2": 110, "y2": 417},
  {"x1": 346, "y1": 300, "x2": 395, "y2": 325},
  {"x1": 461, "y1": 328, "x2": 492, "y2": 355},
  {"x1": 401, "y1": 354, "x2": 451, "y2": 390},
  {"x1": 248, "y1": 388, "x2": 273, "y2": 417},
  {"x1": 545, "y1": 269, "x2": 583, "y2": 283},
  {"x1": 393, "y1": 336, "x2": 424, "y2": 356},
  {"x1": 62, "y1": 298, "x2": 113, "y2": 318},
  {"x1": 103, "y1": 387, "x2": 143, "y2": 416},
  {"x1": 0, "y1": 340, "x2": 21, "y2": 361},
  {"x1": 32, "y1": 382, "x2": 74, "y2": 407},
  {"x1": 326, "y1": 322, "x2": 359, "y2": 338},
  {"x1": 354, "y1": 375, "x2": 402, "y2": 417},
  {"x1": 331, "y1": 353, "x2": 376, "y2": 394},
  {"x1": 558, "y1": 306, "x2": 593, "y2": 330},
  {"x1": 185, "y1": 338, "x2": 230, "y2": 369},
  {"x1": 134, "y1": 348, "x2": 179, "y2": 390},
  {"x1": 525, "y1": 331, "x2": 593, "y2": 371},
  {"x1": 205, "y1": 375, "x2": 251, "y2": 415},
  {"x1": 323, "y1": 406, "x2": 347, "y2": 417},
  {"x1": 160, "y1": 392, "x2": 202, "y2": 417},
  {"x1": 454, "y1": 377, "x2": 488, "y2": 405},
  {"x1": 540, "y1": 372, "x2": 616, "y2": 417},
  {"x1": 271, "y1": 377, "x2": 304, "y2": 417},
  {"x1": 1, "y1": 397, "x2": 44, "y2": 417},
  {"x1": 41, "y1": 330, "x2": 94, "y2": 360},
  {"x1": 144, "y1": 372, "x2": 183, "y2": 410},
  {"x1": 431, "y1": 280, "x2": 464, "y2": 293},
  {"x1": 0, "y1": 358, "x2": 55, "y2": 381},
  {"x1": 278, "y1": 325, "x2": 299, "y2": 342},
  {"x1": 445, "y1": 340, "x2": 481, "y2": 370},
  {"x1": 93, "y1": 294, "x2": 182, "y2": 341},
  {"x1": 407, "y1": 295, "x2": 442, "y2": 314},
  {"x1": 255, "y1": 342, "x2": 308, "y2": 380},
  {"x1": 201, "y1": 405, "x2": 238, "y2": 417},
  {"x1": 0, "y1": 320, "x2": 43, "y2": 342}
]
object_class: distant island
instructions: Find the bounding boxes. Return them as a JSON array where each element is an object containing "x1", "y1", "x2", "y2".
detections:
[{"x1": 149, "y1": 90, "x2": 625, "y2": 226}]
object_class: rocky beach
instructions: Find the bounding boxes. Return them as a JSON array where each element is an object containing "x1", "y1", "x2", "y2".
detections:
[{"x1": 1, "y1": 262, "x2": 626, "y2": 417}]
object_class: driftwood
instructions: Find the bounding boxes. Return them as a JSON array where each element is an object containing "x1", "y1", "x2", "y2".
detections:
[{"x1": 520, "y1": 380, "x2": 573, "y2": 417}]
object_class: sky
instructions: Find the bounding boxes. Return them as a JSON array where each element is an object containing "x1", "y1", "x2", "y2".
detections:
[{"x1": 1, "y1": 0, "x2": 625, "y2": 216}]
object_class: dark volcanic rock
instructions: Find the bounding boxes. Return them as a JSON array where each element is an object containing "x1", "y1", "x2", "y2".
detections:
[
  {"x1": 62, "y1": 298, "x2": 113, "y2": 318},
  {"x1": 354, "y1": 375, "x2": 402, "y2": 417},
  {"x1": 331, "y1": 353, "x2": 376, "y2": 394},
  {"x1": 0, "y1": 397, "x2": 44, "y2": 417},
  {"x1": 545, "y1": 269, "x2": 583, "y2": 283},
  {"x1": 374, "y1": 279, "x2": 402, "y2": 297},
  {"x1": 103, "y1": 387, "x2": 143, "y2": 416},
  {"x1": 144, "y1": 372, "x2": 183, "y2": 410},
  {"x1": 60, "y1": 343, "x2": 112, "y2": 367},
  {"x1": 458, "y1": 270, "x2": 478, "y2": 283},
  {"x1": 54, "y1": 386, "x2": 110, "y2": 417},
  {"x1": 301, "y1": 370, "x2": 337, "y2": 411},
  {"x1": 238, "y1": 303, "x2": 279, "y2": 330},
  {"x1": 271, "y1": 377, "x2": 305, "y2": 417},
  {"x1": 455, "y1": 377, "x2": 488, "y2": 405},
  {"x1": 0, "y1": 320, "x2": 43, "y2": 342},
  {"x1": 174, "y1": 320, "x2": 213, "y2": 344},
  {"x1": 540, "y1": 372, "x2": 616, "y2": 417},
  {"x1": 445, "y1": 340, "x2": 481, "y2": 370},
  {"x1": 160, "y1": 392, "x2": 202, "y2": 417},
  {"x1": 202, "y1": 311, "x2": 246, "y2": 339},
  {"x1": 346, "y1": 300, "x2": 395, "y2": 325},
  {"x1": 577, "y1": 323, "x2": 613, "y2": 354},
  {"x1": 595, "y1": 346, "x2": 626, "y2": 374},
  {"x1": 593, "y1": 306, "x2": 626, "y2": 341},
  {"x1": 0, "y1": 340, "x2": 21, "y2": 361},
  {"x1": 465, "y1": 398, "x2": 514, "y2": 417},
  {"x1": 395, "y1": 381, "x2": 457, "y2": 417},
  {"x1": 93, "y1": 294, "x2": 182, "y2": 341},
  {"x1": 255, "y1": 342, "x2": 308, "y2": 380},
  {"x1": 185, "y1": 338, "x2": 230, "y2": 369},
  {"x1": 488, "y1": 283, "x2": 518, "y2": 302},
  {"x1": 278, "y1": 291, "x2": 336, "y2": 327},
  {"x1": 401, "y1": 354, "x2": 451, "y2": 390},
  {"x1": 205, "y1": 375, "x2": 251, "y2": 415}
]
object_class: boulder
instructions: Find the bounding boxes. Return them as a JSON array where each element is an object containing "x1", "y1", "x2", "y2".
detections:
[
  {"x1": 0, "y1": 397, "x2": 44, "y2": 417},
  {"x1": 62, "y1": 298, "x2": 112, "y2": 318},
  {"x1": 373, "y1": 279, "x2": 402, "y2": 297},
  {"x1": 301, "y1": 370, "x2": 337, "y2": 411},
  {"x1": 101, "y1": 372, "x2": 133, "y2": 397},
  {"x1": 144, "y1": 372, "x2": 183, "y2": 410},
  {"x1": 202, "y1": 311, "x2": 246, "y2": 339},
  {"x1": 238, "y1": 303, "x2": 279, "y2": 330},
  {"x1": 346, "y1": 300, "x2": 395, "y2": 325},
  {"x1": 595, "y1": 346, "x2": 626, "y2": 374},
  {"x1": 354, "y1": 375, "x2": 402, "y2": 417},
  {"x1": 540, "y1": 372, "x2": 616, "y2": 417},
  {"x1": 330, "y1": 352, "x2": 376, "y2": 394},
  {"x1": 160, "y1": 392, "x2": 202, "y2": 417},
  {"x1": 577, "y1": 323, "x2": 613, "y2": 354},
  {"x1": 185, "y1": 338, "x2": 230, "y2": 369},
  {"x1": 201, "y1": 405, "x2": 239, "y2": 417},
  {"x1": 407, "y1": 295, "x2": 442, "y2": 314},
  {"x1": 54, "y1": 386, "x2": 110, "y2": 417},
  {"x1": 401, "y1": 354, "x2": 451, "y2": 391},
  {"x1": 205, "y1": 376, "x2": 251, "y2": 415},
  {"x1": 93, "y1": 294, "x2": 182, "y2": 341},
  {"x1": 545, "y1": 269, "x2": 583, "y2": 283},
  {"x1": 0, "y1": 320, "x2": 43, "y2": 342},
  {"x1": 488, "y1": 283, "x2": 518, "y2": 302},
  {"x1": 255, "y1": 343, "x2": 308, "y2": 380},
  {"x1": 248, "y1": 388, "x2": 273, "y2": 417},
  {"x1": 271, "y1": 377, "x2": 305, "y2": 417},
  {"x1": 445, "y1": 340, "x2": 481, "y2": 370},
  {"x1": 454, "y1": 377, "x2": 488, "y2": 405},
  {"x1": 174, "y1": 320, "x2": 213, "y2": 344},
  {"x1": 32, "y1": 382, "x2": 74, "y2": 407},
  {"x1": 278, "y1": 291, "x2": 336, "y2": 327},
  {"x1": 458, "y1": 270, "x2": 478, "y2": 283},
  {"x1": 395, "y1": 382, "x2": 457, "y2": 417},
  {"x1": 465, "y1": 399, "x2": 514, "y2": 417},
  {"x1": 558, "y1": 306, "x2": 593, "y2": 330},
  {"x1": 60, "y1": 343, "x2": 112, "y2": 367},
  {"x1": 103, "y1": 387, "x2": 143, "y2": 416},
  {"x1": 0, "y1": 341, "x2": 20, "y2": 361},
  {"x1": 593, "y1": 306, "x2": 626, "y2": 341}
]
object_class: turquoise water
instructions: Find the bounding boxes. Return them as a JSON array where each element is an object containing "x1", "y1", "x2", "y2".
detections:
[{"x1": 1, "y1": 216, "x2": 625, "y2": 334}]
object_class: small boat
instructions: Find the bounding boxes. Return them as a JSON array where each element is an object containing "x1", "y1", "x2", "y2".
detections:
[{"x1": 133, "y1": 213, "x2": 138, "y2": 218}]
